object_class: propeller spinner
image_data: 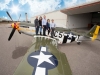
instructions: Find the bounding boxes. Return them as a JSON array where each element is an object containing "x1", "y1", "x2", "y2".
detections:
[{"x1": 6, "y1": 11, "x2": 20, "y2": 41}]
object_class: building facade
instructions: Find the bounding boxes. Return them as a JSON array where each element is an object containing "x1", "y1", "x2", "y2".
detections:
[{"x1": 31, "y1": 0, "x2": 100, "y2": 29}]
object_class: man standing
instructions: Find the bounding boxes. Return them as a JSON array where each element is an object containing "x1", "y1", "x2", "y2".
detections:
[
  {"x1": 50, "y1": 19, "x2": 56, "y2": 38},
  {"x1": 39, "y1": 16, "x2": 42, "y2": 35},
  {"x1": 42, "y1": 15, "x2": 47, "y2": 36},
  {"x1": 34, "y1": 16, "x2": 39, "y2": 35}
]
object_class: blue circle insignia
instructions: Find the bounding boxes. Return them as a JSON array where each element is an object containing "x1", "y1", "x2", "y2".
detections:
[{"x1": 27, "y1": 47, "x2": 58, "y2": 70}]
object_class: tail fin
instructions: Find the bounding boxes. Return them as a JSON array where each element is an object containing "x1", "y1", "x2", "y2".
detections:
[{"x1": 86, "y1": 25, "x2": 100, "y2": 40}]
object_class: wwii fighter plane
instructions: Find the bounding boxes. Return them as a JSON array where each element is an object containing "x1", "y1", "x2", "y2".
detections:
[
  {"x1": 6, "y1": 11, "x2": 100, "y2": 75},
  {"x1": 7, "y1": 11, "x2": 100, "y2": 45}
]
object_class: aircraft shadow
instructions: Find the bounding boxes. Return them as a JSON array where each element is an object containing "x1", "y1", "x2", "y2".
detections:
[{"x1": 12, "y1": 46, "x2": 28, "y2": 59}]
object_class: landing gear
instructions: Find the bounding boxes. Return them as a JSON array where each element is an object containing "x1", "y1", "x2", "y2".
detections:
[
  {"x1": 77, "y1": 42, "x2": 81, "y2": 45},
  {"x1": 19, "y1": 32, "x2": 21, "y2": 34},
  {"x1": 18, "y1": 30, "x2": 21, "y2": 34}
]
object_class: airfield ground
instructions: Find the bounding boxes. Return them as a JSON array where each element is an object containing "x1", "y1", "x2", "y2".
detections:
[{"x1": 0, "y1": 23, "x2": 100, "y2": 75}]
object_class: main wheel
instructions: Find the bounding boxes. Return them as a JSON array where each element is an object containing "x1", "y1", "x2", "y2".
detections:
[{"x1": 77, "y1": 42, "x2": 81, "y2": 45}]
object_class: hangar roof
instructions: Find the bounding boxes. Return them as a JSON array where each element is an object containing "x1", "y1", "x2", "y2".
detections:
[{"x1": 61, "y1": 1, "x2": 100, "y2": 15}]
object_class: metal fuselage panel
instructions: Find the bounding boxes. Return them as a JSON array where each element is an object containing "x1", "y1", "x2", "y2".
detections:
[{"x1": 18, "y1": 27, "x2": 36, "y2": 36}]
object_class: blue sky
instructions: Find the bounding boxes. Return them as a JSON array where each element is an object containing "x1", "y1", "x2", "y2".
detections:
[{"x1": 0, "y1": 0, "x2": 95, "y2": 21}]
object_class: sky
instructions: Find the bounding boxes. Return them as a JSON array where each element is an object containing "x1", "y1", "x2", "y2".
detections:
[{"x1": 0, "y1": 0, "x2": 96, "y2": 21}]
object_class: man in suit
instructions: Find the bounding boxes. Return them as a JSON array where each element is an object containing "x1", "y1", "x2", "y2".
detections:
[{"x1": 34, "y1": 16, "x2": 39, "y2": 35}]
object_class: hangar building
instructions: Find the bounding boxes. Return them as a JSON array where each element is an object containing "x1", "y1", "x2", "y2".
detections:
[{"x1": 31, "y1": 0, "x2": 100, "y2": 29}]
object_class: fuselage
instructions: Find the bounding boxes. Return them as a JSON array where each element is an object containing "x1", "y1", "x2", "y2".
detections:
[
  {"x1": 54, "y1": 31, "x2": 80, "y2": 44},
  {"x1": 18, "y1": 26, "x2": 90, "y2": 44}
]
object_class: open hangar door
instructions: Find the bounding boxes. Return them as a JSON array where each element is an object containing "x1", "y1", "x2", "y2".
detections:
[
  {"x1": 61, "y1": 1, "x2": 100, "y2": 29},
  {"x1": 67, "y1": 13, "x2": 92, "y2": 29}
]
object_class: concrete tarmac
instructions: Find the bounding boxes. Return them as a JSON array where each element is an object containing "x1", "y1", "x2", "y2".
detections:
[
  {"x1": 0, "y1": 24, "x2": 100, "y2": 75},
  {"x1": 0, "y1": 24, "x2": 33, "y2": 75}
]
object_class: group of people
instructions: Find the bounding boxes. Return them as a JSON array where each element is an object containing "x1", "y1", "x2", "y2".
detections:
[{"x1": 34, "y1": 15, "x2": 56, "y2": 38}]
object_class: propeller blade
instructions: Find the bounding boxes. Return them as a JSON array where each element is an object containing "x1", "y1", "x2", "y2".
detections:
[
  {"x1": 6, "y1": 11, "x2": 13, "y2": 21},
  {"x1": 8, "y1": 28, "x2": 16, "y2": 41}
]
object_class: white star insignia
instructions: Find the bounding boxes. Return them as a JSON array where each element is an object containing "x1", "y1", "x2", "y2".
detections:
[{"x1": 30, "y1": 52, "x2": 54, "y2": 66}]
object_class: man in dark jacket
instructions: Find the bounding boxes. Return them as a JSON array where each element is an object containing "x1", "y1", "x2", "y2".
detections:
[{"x1": 34, "y1": 16, "x2": 39, "y2": 35}]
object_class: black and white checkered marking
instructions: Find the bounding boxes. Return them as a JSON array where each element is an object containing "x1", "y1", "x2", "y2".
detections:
[{"x1": 54, "y1": 31, "x2": 79, "y2": 44}]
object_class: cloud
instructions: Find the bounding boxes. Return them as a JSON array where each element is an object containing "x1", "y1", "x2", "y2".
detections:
[
  {"x1": 0, "y1": 0, "x2": 13, "y2": 10},
  {"x1": 0, "y1": 0, "x2": 99, "y2": 19},
  {"x1": 86, "y1": 0, "x2": 98, "y2": 2},
  {"x1": 3, "y1": 16, "x2": 7, "y2": 19},
  {"x1": 64, "y1": 0, "x2": 99, "y2": 8},
  {"x1": 19, "y1": 0, "x2": 62, "y2": 16},
  {"x1": 18, "y1": 0, "x2": 85, "y2": 16},
  {"x1": 64, "y1": 0, "x2": 78, "y2": 7}
]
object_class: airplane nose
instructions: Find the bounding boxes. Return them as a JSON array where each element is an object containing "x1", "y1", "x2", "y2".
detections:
[
  {"x1": 11, "y1": 23, "x2": 19, "y2": 29},
  {"x1": 13, "y1": 23, "x2": 19, "y2": 29}
]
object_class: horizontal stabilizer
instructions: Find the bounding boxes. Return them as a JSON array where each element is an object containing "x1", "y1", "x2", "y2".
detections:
[
  {"x1": 85, "y1": 25, "x2": 100, "y2": 41},
  {"x1": 92, "y1": 26, "x2": 100, "y2": 40}
]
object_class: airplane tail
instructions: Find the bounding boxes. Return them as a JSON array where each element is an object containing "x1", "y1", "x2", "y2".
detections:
[{"x1": 85, "y1": 25, "x2": 100, "y2": 40}]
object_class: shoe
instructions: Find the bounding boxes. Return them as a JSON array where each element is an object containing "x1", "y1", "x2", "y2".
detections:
[{"x1": 40, "y1": 32, "x2": 41, "y2": 35}]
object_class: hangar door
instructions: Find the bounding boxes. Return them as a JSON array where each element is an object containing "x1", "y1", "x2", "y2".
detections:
[
  {"x1": 91, "y1": 12, "x2": 100, "y2": 24},
  {"x1": 61, "y1": 1, "x2": 100, "y2": 29}
]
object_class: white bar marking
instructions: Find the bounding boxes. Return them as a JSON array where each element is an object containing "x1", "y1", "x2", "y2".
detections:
[
  {"x1": 41, "y1": 47, "x2": 46, "y2": 52},
  {"x1": 35, "y1": 67, "x2": 46, "y2": 75}
]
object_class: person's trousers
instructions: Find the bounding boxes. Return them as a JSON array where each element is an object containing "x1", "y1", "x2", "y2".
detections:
[
  {"x1": 43, "y1": 25, "x2": 46, "y2": 36},
  {"x1": 48, "y1": 27, "x2": 50, "y2": 35},
  {"x1": 35, "y1": 26, "x2": 39, "y2": 35},
  {"x1": 39, "y1": 26, "x2": 42, "y2": 35},
  {"x1": 51, "y1": 28, "x2": 55, "y2": 38}
]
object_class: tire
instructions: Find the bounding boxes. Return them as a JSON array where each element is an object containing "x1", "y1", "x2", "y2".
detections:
[{"x1": 77, "y1": 42, "x2": 81, "y2": 45}]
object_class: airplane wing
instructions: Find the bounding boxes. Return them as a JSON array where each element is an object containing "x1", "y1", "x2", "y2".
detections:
[{"x1": 13, "y1": 36, "x2": 72, "y2": 75}]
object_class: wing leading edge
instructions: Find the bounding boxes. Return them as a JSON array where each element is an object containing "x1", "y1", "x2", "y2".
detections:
[{"x1": 13, "y1": 36, "x2": 72, "y2": 75}]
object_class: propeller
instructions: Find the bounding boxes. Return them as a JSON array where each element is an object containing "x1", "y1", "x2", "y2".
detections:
[
  {"x1": 8, "y1": 28, "x2": 16, "y2": 41},
  {"x1": 6, "y1": 11, "x2": 20, "y2": 41}
]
